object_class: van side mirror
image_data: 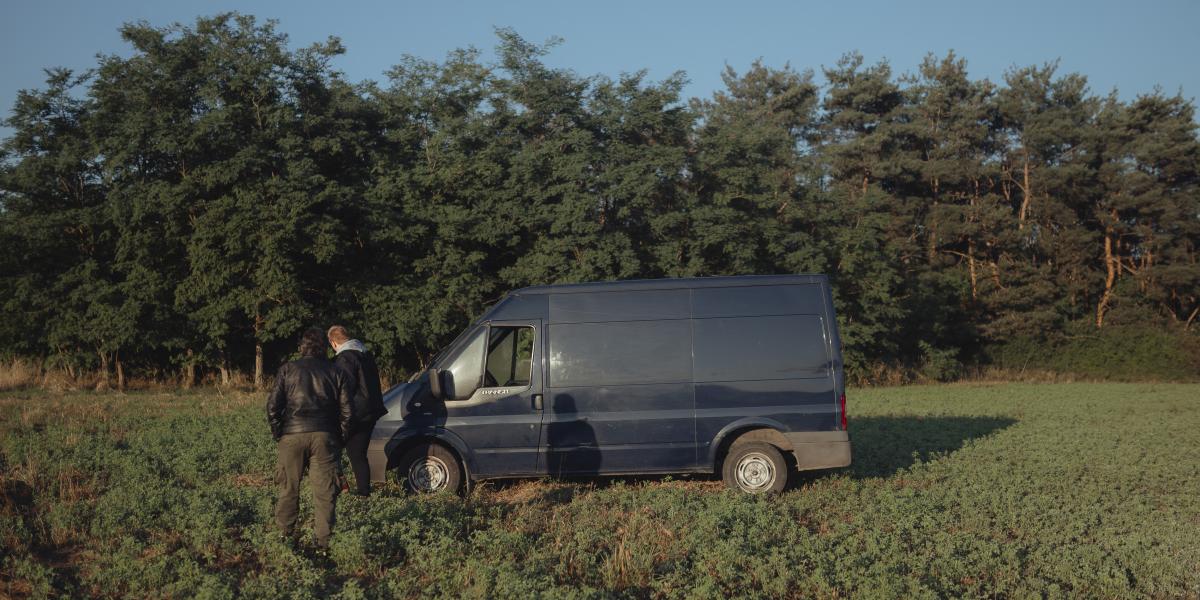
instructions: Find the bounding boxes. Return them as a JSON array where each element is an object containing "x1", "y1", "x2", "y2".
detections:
[{"x1": 427, "y1": 368, "x2": 445, "y2": 400}]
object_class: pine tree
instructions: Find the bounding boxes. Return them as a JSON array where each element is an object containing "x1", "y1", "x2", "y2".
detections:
[
  {"x1": 819, "y1": 53, "x2": 909, "y2": 373},
  {"x1": 988, "y1": 64, "x2": 1097, "y2": 340},
  {"x1": 690, "y1": 61, "x2": 823, "y2": 275}
]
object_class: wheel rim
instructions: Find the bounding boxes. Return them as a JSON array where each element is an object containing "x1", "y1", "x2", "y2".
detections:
[
  {"x1": 407, "y1": 456, "x2": 450, "y2": 492},
  {"x1": 734, "y1": 452, "x2": 776, "y2": 492}
]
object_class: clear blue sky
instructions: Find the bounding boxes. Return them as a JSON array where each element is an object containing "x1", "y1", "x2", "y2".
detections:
[{"x1": 2, "y1": 0, "x2": 1198, "y2": 134}]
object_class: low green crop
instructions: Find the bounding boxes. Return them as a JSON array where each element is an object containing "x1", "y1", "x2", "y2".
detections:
[{"x1": 1, "y1": 383, "x2": 1198, "y2": 598}]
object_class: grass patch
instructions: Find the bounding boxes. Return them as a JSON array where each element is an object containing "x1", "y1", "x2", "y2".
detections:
[
  {"x1": 0, "y1": 359, "x2": 39, "y2": 392},
  {"x1": 1, "y1": 383, "x2": 1198, "y2": 598}
]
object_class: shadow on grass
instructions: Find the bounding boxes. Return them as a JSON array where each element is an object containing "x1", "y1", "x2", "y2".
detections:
[
  {"x1": 474, "y1": 473, "x2": 720, "y2": 506},
  {"x1": 844, "y1": 415, "x2": 1018, "y2": 479}
]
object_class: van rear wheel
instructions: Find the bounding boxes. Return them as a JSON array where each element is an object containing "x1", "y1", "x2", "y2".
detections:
[
  {"x1": 722, "y1": 441, "x2": 788, "y2": 494},
  {"x1": 397, "y1": 443, "x2": 463, "y2": 494}
]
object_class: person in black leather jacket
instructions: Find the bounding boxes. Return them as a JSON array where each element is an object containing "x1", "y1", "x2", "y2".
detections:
[
  {"x1": 327, "y1": 325, "x2": 387, "y2": 496},
  {"x1": 266, "y1": 328, "x2": 354, "y2": 550}
]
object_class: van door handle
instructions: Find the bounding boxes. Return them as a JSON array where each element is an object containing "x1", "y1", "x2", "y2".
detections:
[{"x1": 532, "y1": 394, "x2": 543, "y2": 411}]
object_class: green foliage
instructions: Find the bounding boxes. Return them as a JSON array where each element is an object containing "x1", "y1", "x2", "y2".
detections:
[
  {"x1": 917, "y1": 341, "x2": 963, "y2": 382},
  {"x1": 2, "y1": 384, "x2": 1199, "y2": 597},
  {"x1": 987, "y1": 321, "x2": 1200, "y2": 381},
  {"x1": 1, "y1": 15, "x2": 1199, "y2": 383}
]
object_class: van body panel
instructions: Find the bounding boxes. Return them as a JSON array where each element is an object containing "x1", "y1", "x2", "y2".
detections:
[
  {"x1": 550, "y1": 289, "x2": 690, "y2": 323},
  {"x1": 705, "y1": 416, "x2": 793, "y2": 464},
  {"x1": 441, "y1": 402, "x2": 542, "y2": 477},
  {"x1": 545, "y1": 311, "x2": 696, "y2": 473},
  {"x1": 691, "y1": 284, "x2": 825, "y2": 318},
  {"x1": 373, "y1": 423, "x2": 475, "y2": 477},
  {"x1": 544, "y1": 382, "x2": 696, "y2": 474},
  {"x1": 518, "y1": 274, "x2": 826, "y2": 296},
  {"x1": 692, "y1": 314, "x2": 830, "y2": 381},
  {"x1": 695, "y1": 377, "x2": 837, "y2": 426},
  {"x1": 485, "y1": 293, "x2": 549, "y2": 322},
  {"x1": 548, "y1": 320, "x2": 692, "y2": 387}
]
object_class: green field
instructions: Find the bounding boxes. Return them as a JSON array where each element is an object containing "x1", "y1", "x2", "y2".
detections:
[{"x1": 2, "y1": 383, "x2": 1198, "y2": 598}]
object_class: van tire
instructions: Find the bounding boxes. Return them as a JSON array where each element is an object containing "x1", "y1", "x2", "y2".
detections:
[
  {"x1": 396, "y1": 443, "x2": 463, "y2": 494},
  {"x1": 722, "y1": 441, "x2": 788, "y2": 494}
]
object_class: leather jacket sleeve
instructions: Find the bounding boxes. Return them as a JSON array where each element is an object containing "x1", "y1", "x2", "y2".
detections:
[
  {"x1": 266, "y1": 365, "x2": 289, "y2": 440},
  {"x1": 337, "y1": 368, "x2": 354, "y2": 444}
]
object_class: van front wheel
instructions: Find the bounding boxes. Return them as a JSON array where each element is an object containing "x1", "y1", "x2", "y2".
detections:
[
  {"x1": 397, "y1": 443, "x2": 463, "y2": 494},
  {"x1": 722, "y1": 441, "x2": 788, "y2": 494}
]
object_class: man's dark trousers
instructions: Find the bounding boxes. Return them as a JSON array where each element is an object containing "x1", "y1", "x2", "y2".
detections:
[
  {"x1": 344, "y1": 420, "x2": 378, "y2": 496},
  {"x1": 275, "y1": 431, "x2": 340, "y2": 546}
]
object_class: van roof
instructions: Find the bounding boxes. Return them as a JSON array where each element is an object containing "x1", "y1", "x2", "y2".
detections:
[{"x1": 512, "y1": 274, "x2": 828, "y2": 296}]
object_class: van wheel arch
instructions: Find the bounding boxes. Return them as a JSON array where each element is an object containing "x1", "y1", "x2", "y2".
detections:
[{"x1": 714, "y1": 427, "x2": 795, "y2": 473}]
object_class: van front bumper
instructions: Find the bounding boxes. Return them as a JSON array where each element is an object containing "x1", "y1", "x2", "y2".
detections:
[{"x1": 784, "y1": 430, "x2": 851, "y2": 471}]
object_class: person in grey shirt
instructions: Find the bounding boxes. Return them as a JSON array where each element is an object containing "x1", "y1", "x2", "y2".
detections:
[{"x1": 328, "y1": 325, "x2": 387, "y2": 496}]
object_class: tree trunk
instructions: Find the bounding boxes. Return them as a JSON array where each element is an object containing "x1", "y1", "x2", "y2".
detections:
[
  {"x1": 183, "y1": 348, "x2": 195, "y2": 389},
  {"x1": 1096, "y1": 224, "x2": 1117, "y2": 328},
  {"x1": 927, "y1": 177, "x2": 939, "y2": 263},
  {"x1": 1001, "y1": 164, "x2": 1013, "y2": 208},
  {"x1": 219, "y1": 354, "x2": 231, "y2": 386},
  {"x1": 968, "y1": 184, "x2": 978, "y2": 299},
  {"x1": 115, "y1": 351, "x2": 125, "y2": 392},
  {"x1": 253, "y1": 310, "x2": 265, "y2": 390},
  {"x1": 252, "y1": 309, "x2": 264, "y2": 388},
  {"x1": 254, "y1": 342, "x2": 264, "y2": 390},
  {"x1": 1018, "y1": 159, "x2": 1032, "y2": 230},
  {"x1": 967, "y1": 239, "x2": 978, "y2": 300},
  {"x1": 98, "y1": 351, "x2": 111, "y2": 389}
]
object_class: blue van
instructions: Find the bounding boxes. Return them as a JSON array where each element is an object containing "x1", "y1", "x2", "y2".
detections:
[{"x1": 367, "y1": 275, "x2": 851, "y2": 494}]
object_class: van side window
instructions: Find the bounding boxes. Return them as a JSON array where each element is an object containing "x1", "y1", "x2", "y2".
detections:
[{"x1": 484, "y1": 326, "x2": 534, "y2": 388}]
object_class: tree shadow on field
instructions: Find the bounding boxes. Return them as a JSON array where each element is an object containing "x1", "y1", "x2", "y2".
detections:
[{"x1": 845, "y1": 415, "x2": 1017, "y2": 479}]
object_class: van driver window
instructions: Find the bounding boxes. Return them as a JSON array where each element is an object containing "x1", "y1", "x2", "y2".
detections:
[
  {"x1": 442, "y1": 327, "x2": 486, "y2": 398},
  {"x1": 484, "y1": 326, "x2": 534, "y2": 388}
]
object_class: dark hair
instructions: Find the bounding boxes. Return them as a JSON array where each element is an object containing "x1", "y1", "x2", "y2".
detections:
[{"x1": 298, "y1": 328, "x2": 327, "y2": 358}]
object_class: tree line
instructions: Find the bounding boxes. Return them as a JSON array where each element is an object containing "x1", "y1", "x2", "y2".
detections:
[{"x1": 1, "y1": 13, "x2": 1197, "y2": 388}]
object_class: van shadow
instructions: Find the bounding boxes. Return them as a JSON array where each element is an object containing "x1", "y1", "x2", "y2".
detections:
[
  {"x1": 476, "y1": 473, "x2": 720, "y2": 507},
  {"x1": 843, "y1": 415, "x2": 1018, "y2": 479}
]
